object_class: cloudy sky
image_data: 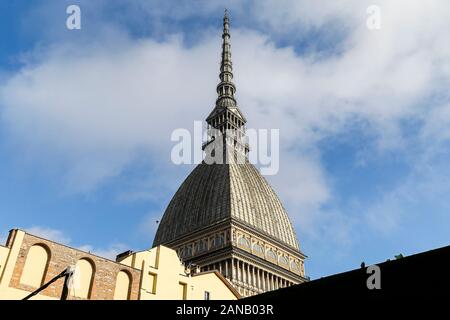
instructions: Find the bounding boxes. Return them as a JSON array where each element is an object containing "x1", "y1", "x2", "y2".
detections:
[{"x1": 1, "y1": 0, "x2": 449, "y2": 279}]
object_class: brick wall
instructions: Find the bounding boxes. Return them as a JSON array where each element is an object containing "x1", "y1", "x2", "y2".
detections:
[{"x1": 9, "y1": 232, "x2": 141, "y2": 300}]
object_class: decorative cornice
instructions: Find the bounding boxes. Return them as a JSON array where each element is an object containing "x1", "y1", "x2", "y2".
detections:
[
  {"x1": 231, "y1": 219, "x2": 307, "y2": 259},
  {"x1": 159, "y1": 216, "x2": 306, "y2": 260}
]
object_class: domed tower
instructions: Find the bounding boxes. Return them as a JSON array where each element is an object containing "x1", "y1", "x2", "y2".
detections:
[{"x1": 153, "y1": 11, "x2": 307, "y2": 297}]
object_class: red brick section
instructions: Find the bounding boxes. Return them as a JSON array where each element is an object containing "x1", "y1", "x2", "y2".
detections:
[{"x1": 9, "y1": 232, "x2": 141, "y2": 300}]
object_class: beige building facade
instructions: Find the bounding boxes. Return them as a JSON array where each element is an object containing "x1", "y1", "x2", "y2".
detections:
[
  {"x1": 118, "y1": 246, "x2": 239, "y2": 300},
  {"x1": 0, "y1": 229, "x2": 239, "y2": 300}
]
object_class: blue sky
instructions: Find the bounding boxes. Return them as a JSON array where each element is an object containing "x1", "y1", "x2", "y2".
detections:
[{"x1": 1, "y1": 0, "x2": 450, "y2": 279}]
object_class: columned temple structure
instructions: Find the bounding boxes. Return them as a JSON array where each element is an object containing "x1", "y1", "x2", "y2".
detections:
[{"x1": 153, "y1": 12, "x2": 307, "y2": 297}]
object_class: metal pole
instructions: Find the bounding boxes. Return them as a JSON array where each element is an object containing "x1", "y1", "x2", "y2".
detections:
[{"x1": 22, "y1": 266, "x2": 75, "y2": 300}]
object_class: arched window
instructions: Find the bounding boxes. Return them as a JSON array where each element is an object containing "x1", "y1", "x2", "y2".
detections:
[
  {"x1": 238, "y1": 237, "x2": 250, "y2": 249},
  {"x1": 252, "y1": 243, "x2": 264, "y2": 255},
  {"x1": 266, "y1": 249, "x2": 277, "y2": 261},
  {"x1": 20, "y1": 244, "x2": 50, "y2": 288},
  {"x1": 114, "y1": 270, "x2": 132, "y2": 300},
  {"x1": 185, "y1": 245, "x2": 192, "y2": 257},
  {"x1": 279, "y1": 256, "x2": 289, "y2": 266},
  {"x1": 291, "y1": 261, "x2": 300, "y2": 272},
  {"x1": 212, "y1": 234, "x2": 224, "y2": 248},
  {"x1": 195, "y1": 239, "x2": 207, "y2": 253},
  {"x1": 71, "y1": 258, "x2": 95, "y2": 299}
]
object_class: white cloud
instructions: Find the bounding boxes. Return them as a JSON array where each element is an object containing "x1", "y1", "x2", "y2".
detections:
[
  {"x1": 77, "y1": 243, "x2": 129, "y2": 261},
  {"x1": 251, "y1": 0, "x2": 362, "y2": 33},
  {"x1": 0, "y1": 35, "x2": 218, "y2": 192},
  {"x1": 24, "y1": 226, "x2": 71, "y2": 244}
]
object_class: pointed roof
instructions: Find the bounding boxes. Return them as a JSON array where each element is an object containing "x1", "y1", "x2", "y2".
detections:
[{"x1": 206, "y1": 10, "x2": 246, "y2": 123}]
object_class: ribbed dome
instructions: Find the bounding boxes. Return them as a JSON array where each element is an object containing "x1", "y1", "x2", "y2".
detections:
[{"x1": 153, "y1": 163, "x2": 300, "y2": 250}]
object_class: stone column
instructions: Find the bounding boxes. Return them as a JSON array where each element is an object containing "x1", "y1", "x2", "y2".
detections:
[
  {"x1": 252, "y1": 266, "x2": 256, "y2": 288},
  {"x1": 259, "y1": 269, "x2": 262, "y2": 291},
  {"x1": 265, "y1": 272, "x2": 269, "y2": 291},
  {"x1": 246, "y1": 263, "x2": 250, "y2": 287},
  {"x1": 232, "y1": 259, "x2": 236, "y2": 281},
  {"x1": 225, "y1": 259, "x2": 229, "y2": 278},
  {"x1": 270, "y1": 273, "x2": 274, "y2": 291},
  {"x1": 238, "y1": 261, "x2": 241, "y2": 283},
  {"x1": 261, "y1": 270, "x2": 265, "y2": 291}
]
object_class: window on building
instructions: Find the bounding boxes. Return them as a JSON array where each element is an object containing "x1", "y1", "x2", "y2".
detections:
[
  {"x1": 201, "y1": 240, "x2": 207, "y2": 251},
  {"x1": 20, "y1": 244, "x2": 50, "y2": 288},
  {"x1": 266, "y1": 249, "x2": 277, "y2": 261},
  {"x1": 149, "y1": 272, "x2": 157, "y2": 294},
  {"x1": 194, "y1": 242, "x2": 200, "y2": 253},
  {"x1": 212, "y1": 234, "x2": 224, "y2": 248},
  {"x1": 238, "y1": 237, "x2": 250, "y2": 249},
  {"x1": 253, "y1": 243, "x2": 264, "y2": 255},
  {"x1": 179, "y1": 245, "x2": 192, "y2": 258},
  {"x1": 179, "y1": 282, "x2": 187, "y2": 300},
  {"x1": 204, "y1": 291, "x2": 211, "y2": 300},
  {"x1": 279, "y1": 256, "x2": 289, "y2": 266},
  {"x1": 113, "y1": 270, "x2": 132, "y2": 300},
  {"x1": 71, "y1": 258, "x2": 95, "y2": 299},
  {"x1": 291, "y1": 261, "x2": 300, "y2": 272}
]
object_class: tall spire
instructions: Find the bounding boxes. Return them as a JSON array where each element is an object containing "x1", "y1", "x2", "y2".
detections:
[
  {"x1": 204, "y1": 11, "x2": 249, "y2": 162},
  {"x1": 216, "y1": 9, "x2": 237, "y2": 107}
]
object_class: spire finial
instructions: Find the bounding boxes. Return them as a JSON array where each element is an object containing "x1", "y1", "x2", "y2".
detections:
[{"x1": 216, "y1": 9, "x2": 235, "y2": 105}]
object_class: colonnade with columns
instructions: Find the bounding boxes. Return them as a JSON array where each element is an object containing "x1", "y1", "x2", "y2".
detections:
[{"x1": 200, "y1": 258, "x2": 296, "y2": 297}]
